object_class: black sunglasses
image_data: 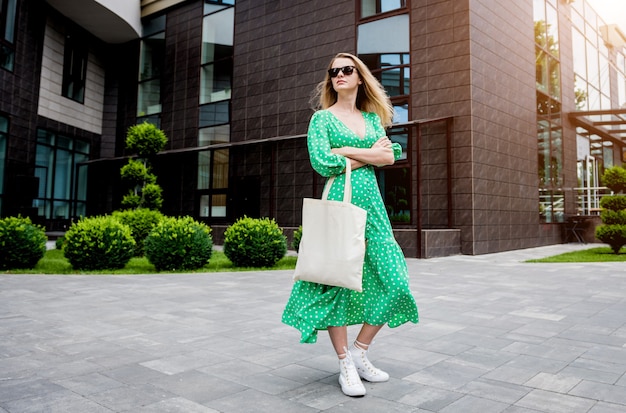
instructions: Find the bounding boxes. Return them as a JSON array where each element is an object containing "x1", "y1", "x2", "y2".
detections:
[{"x1": 328, "y1": 65, "x2": 356, "y2": 78}]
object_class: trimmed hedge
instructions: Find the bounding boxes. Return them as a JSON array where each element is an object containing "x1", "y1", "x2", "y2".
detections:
[
  {"x1": 144, "y1": 216, "x2": 213, "y2": 271},
  {"x1": 223, "y1": 216, "x2": 287, "y2": 267},
  {"x1": 0, "y1": 216, "x2": 47, "y2": 270},
  {"x1": 64, "y1": 216, "x2": 135, "y2": 270}
]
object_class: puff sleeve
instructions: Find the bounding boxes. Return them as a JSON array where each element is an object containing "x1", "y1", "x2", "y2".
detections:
[
  {"x1": 307, "y1": 111, "x2": 347, "y2": 177},
  {"x1": 370, "y1": 112, "x2": 402, "y2": 161}
]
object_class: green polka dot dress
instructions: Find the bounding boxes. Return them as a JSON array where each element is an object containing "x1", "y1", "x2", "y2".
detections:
[{"x1": 282, "y1": 110, "x2": 419, "y2": 343}]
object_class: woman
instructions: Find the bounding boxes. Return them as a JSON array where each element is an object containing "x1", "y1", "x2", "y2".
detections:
[{"x1": 282, "y1": 53, "x2": 419, "y2": 397}]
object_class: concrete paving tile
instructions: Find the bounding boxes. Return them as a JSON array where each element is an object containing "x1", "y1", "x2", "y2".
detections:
[
  {"x1": 150, "y1": 370, "x2": 246, "y2": 404},
  {"x1": 384, "y1": 345, "x2": 451, "y2": 368},
  {"x1": 449, "y1": 347, "x2": 516, "y2": 371},
  {"x1": 582, "y1": 346, "x2": 626, "y2": 365},
  {"x1": 322, "y1": 395, "x2": 419, "y2": 412},
  {"x1": 502, "y1": 407, "x2": 545, "y2": 413},
  {"x1": 197, "y1": 358, "x2": 272, "y2": 381},
  {"x1": 439, "y1": 394, "x2": 509, "y2": 413},
  {"x1": 458, "y1": 378, "x2": 532, "y2": 404},
  {"x1": 140, "y1": 354, "x2": 213, "y2": 375},
  {"x1": 280, "y1": 381, "x2": 354, "y2": 410},
  {"x1": 396, "y1": 383, "x2": 464, "y2": 410},
  {"x1": 0, "y1": 378, "x2": 65, "y2": 403},
  {"x1": 364, "y1": 376, "x2": 425, "y2": 401},
  {"x1": 588, "y1": 401, "x2": 626, "y2": 413},
  {"x1": 101, "y1": 363, "x2": 170, "y2": 385},
  {"x1": 569, "y1": 380, "x2": 626, "y2": 405},
  {"x1": 235, "y1": 371, "x2": 306, "y2": 395},
  {"x1": 205, "y1": 388, "x2": 318, "y2": 413},
  {"x1": 135, "y1": 397, "x2": 220, "y2": 412},
  {"x1": 270, "y1": 363, "x2": 334, "y2": 384},
  {"x1": 54, "y1": 372, "x2": 124, "y2": 396},
  {"x1": 568, "y1": 357, "x2": 626, "y2": 376},
  {"x1": 523, "y1": 372, "x2": 581, "y2": 393},
  {"x1": 404, "y1": 360, "x2": 487, "y2": 390},
  {"x1": 501, "y1": 341, "x2": 586, "y2": 363},
  {"x1": 87, "y1": 383, "x2": 176, "y2": 412},
  {"x1": 1, "y1": 388, "x2": 115, "y2": 413},
  {"x1": 558, "y1": 365, "x2": 621, "y2": 385},
  {"x1": 515, "y1": 389, "x2": 596, "y2": 413}
]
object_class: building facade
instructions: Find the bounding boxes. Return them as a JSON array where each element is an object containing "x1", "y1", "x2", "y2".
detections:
[{"x1": 0, "y1": 0, "x2": 625, "y2": 257}]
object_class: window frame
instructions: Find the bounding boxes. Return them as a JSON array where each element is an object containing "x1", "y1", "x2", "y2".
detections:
[
  {"x1": 61, "y1": 34, "x2": 88, "y2": 103},
  {"x1": 359, "y1": 0, "x2": 408, "y2": 22},
  {"x1": 0, "y1": 0, "x2": 18, "y2": 71}
]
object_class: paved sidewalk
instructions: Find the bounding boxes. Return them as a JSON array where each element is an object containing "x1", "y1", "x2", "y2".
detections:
[{"x1": 1, "y1": 243, "x2": 625, "y2": 412}]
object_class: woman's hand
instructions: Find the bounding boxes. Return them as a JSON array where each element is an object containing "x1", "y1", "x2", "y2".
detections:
[{"x1": 372, "y1": 136, "x2": 393, "y2": 149}]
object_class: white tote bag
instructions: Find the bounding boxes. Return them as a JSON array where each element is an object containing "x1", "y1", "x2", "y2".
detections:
[{"x1": 293, "y1": 161, "x2": 367, "y2": 291}]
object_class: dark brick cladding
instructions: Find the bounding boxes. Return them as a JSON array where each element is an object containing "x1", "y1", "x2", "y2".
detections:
[
  {"x1": 411, "y1": 0, "x2": 559, "y2": 255},
  {"x1": 231, "y1": 0, "x2": 357, "y2": 226}
]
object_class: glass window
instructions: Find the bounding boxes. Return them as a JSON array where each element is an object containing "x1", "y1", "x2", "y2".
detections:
[
  {"x1": 200, "y1": 60, "x2": 233, "y2": 104},
  {"x1": 138, "y1": 17, "x2": 166, "y2": 119},
  {"x1": 376, "y1": 167, "x2": 410, "y2": 223},
  {"x1": 62, "y1": 34, "x2": 88, "y2": 103},
  {"x1": 535, "y1": 0, "x2": 563, "y2": 223},
  {"x1": 545, "y1": 3, "x2": 559, "y2": 58},
  {"x1": 358, "y1": 15, "x2": 409, "y2": 54},
  {"x1": 200, "y1": 7, "x2": 234, "y2": 105},
  {"x1": 199, "y1": 101, "x2": 229, "y2": 127},
  {"x1": 34, "y1": 130, "x2": 90, "y2": 219},
  {"x1": 199, "y1": 124, "x2": 229, "y2": 146},
  {"x1": 197, "y1": 148, "x2": 229, "y2": 218},
  {"x1": 198, "y1": 2, "x2": 234, "y2": 221},
  {"x1": 0, "y1": 0, "x2": 16, "y2": 71},
  {"x1": 0, "y1": 115, "x2": 7, "y2": 213},
  {"x1": 361, "y1": 0, "x2": 406, "y2": 19}
]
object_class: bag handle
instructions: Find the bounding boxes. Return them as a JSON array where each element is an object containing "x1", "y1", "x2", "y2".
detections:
[{"x1": 321, "y1": 158, "x2": 352, "y2": 203}]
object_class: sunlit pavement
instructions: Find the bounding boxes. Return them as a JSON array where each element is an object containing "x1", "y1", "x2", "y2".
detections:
[{"x1": 1, "y1": 243, "x2": 625, "y2": 412}]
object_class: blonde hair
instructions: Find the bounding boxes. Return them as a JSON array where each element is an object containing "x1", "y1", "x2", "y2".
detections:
[{"x1": 311, "y1": 52, "x2": 394, "y2": 127}]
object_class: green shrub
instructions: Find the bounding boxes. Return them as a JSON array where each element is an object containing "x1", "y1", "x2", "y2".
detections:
[
  {"x1": 601, "y1": 166, "x2": 626, "y2": 193},
  {"x1": 600, "y1": 195, "x2": 626, "y2": 212},
  {"x1": 144, "y1": 216, "x2": 213, "y2": 271},
  {"x1": 0, "y1": 216, "x2": 47, "y2": 270},
  {"x1": 55, "y1": 235, "x2": 65, "y2": 250},
  {"x1": 64, "y1": 216, "x2": 135, "y2": 270},
  {"x1": 112, "y1": 208, "x2": 164, "y2": 256},
  {"x1": 223, "y1": 216, "x2": 287, "y2": 267},
  {"x1": 600, "y1": 209, "x2": 626, "y2": 225},
  {"x1": 595, "y1": 224, "x2": 626, "y2": 254},
  {"x1": 292, "y1": 225, "x2": 302, "y2": 252}
]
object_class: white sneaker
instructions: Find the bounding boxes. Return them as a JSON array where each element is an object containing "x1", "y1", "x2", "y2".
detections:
[
  {"x1": 349, "y1": 342, "x2": 390, "y2": 382},
  {"x1": 338, "y1": 351, "x2": 366, "y2": 397}
]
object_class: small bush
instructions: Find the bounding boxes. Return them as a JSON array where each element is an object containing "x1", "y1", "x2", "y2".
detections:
[
  {"x1": 595, "y1": 224, "x2": 626, "y2": 254},
  {"x1": 55, "y1": 235, "x2": 65, "y2": 250},
  {"x1": 600, "y1": 209, "x2": 626, "y2": 225},
  {"x1": 0, "y1": 216, "x2": 47, "y2": 270},
  {"x1": 112, "y1": 208, "x2": 164, "y2": 256},
  {"x1": 144, "y1": 216, "x2": 213, "y2": 271},
  {"x1": 223, "y1": 216, "x2": 287, "y2": 267},
  {"x1": 601, "y1": 166, "x2": 626, "y2": 193},
  {"x1": 600, "y1": 195, "x2": 626, "y2": 212},
  {"x1": 292, "y1": 225, "x2": 302, "y2": 252},
  {"x1": 64, "y1": 216, "x2": 135, "y2": 270}
]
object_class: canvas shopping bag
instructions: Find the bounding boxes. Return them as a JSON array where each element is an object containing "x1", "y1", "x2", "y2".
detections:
[{"x1": 293, "y1": 161, "x2": 367, "y2": 291}]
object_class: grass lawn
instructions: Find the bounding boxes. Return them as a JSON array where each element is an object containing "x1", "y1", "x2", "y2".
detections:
[
  {"x1": 527, "y1": 246, "x2": 626, "y2": 263},
  {"x1": 5, "y1": 249, "x2": 298, "y2": 275}
]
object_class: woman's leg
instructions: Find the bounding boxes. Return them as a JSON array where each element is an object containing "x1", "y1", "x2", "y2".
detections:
[
  {"x1": 355, "y1": 322, "x2": 384, "y2": 347},
  {"x1": 328, "y1": 326, "x2": 366, "y2": 396},
  {"x1": 328, "y1": 326, "x2": 348, "y2": 357},
  {"x1": 350, "y1": 323, "x2": 389, "y2": 382}
]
